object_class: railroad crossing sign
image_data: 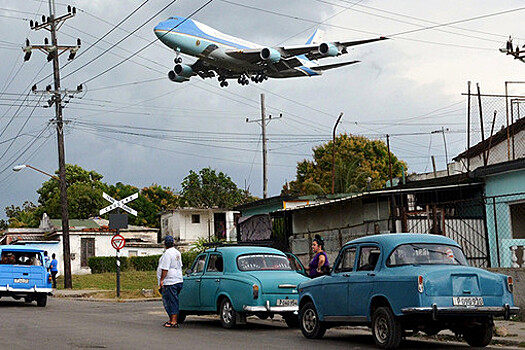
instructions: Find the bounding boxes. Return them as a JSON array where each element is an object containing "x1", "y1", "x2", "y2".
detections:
[
  {"x1": 100, "y1": 192, "x2": 138, "y2": 216},
  {"x1": 111, "y1": 234, "x2": 126, "y2": 250}
]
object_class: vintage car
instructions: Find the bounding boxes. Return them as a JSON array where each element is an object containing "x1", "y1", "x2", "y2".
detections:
[
  {"x1": 178, "y1": 245, "x2": 309, "y2": 328},
  {"x1": 0, "y1": 245, "x2": 53, "y2": 306},
  {"x1": 298, "y1": 234, "x2": 519, "y2": 349}
]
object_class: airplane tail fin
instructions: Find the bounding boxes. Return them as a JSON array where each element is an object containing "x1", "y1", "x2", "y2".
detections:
[{"x1": 306, "y1": 29, "x2": 324, "y2": 45}]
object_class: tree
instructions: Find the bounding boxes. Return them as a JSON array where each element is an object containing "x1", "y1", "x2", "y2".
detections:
[
  {"x1": 284, "y1": 134, "x2": 407, "y2": 196},
  {"x1": 4, "y1": 201, "x2": 40, "y2": 228},
  {"x1": 180, "y1": 167, "x2": 253, "y2": 208}
]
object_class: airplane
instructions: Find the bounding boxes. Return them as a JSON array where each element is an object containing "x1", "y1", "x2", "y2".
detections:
[{"x1": 154, "y1": 16, "x2": 387, "y2": 87}]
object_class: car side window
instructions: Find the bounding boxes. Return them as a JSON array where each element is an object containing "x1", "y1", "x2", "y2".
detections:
[
  {"x1": 193, "y1": 255, "x2": 207, "y2": 273},
  {"x1": 357, "y1": 246, "x2": 380, "y2": 271},
  {"x1": 335, "y1": 247, "x2": 356, "y2": 272},
  {"x1": 206, "y1": 254, "x2": 223, "y2": 272}
]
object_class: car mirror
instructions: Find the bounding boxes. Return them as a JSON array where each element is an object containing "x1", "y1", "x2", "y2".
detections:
[{"x1": 185, "y1": 268, "x2": 193, "y2": 275}]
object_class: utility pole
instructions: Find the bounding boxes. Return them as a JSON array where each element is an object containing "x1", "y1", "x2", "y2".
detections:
[
  {"x1": 246, "y1": 94, "x2": 281, "y2": 199},
  {"x1": 331, "y1": 112, "x2": 344, "y2": 195},
  {"x1": 431, "y1": 128, "x2": 450, "y2": 176},
  {"x1": 23, "y1": 0, "x2": 82, "y2": 289}
]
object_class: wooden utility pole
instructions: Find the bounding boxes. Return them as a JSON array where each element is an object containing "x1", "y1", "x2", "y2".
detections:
[
  {"x1": 331, "y1": 112, "x2": 344, "y2": 194},
  {"x1": 23, "y1": 0, "x2": 82, "y2": 289}
]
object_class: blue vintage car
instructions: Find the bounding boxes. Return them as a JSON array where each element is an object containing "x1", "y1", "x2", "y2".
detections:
[
  {"x1": 298, "y1": 234, "x2": 519, "y2": 349},
  {"x1": 0, "y1": 245, "x2": 53, "y2": 306},
  {"x1": 178, "y1": 246, "x2": 309, "y2": 328}
]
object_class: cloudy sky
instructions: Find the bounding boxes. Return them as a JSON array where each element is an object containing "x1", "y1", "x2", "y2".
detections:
[{"x1": 1, "y1": 0, "x2": 525, "y2": 220}]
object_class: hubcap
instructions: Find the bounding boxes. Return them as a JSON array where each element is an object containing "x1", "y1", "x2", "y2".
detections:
[
  {"x1": 374, "y1": 315, "x2": 389, "y2": 343},
  {"x1": 302, "y1": 308, "x2": 317, "y2": 333},
  {"x1": 222, "y1": 300, "x2": 232, "y2": 324}
]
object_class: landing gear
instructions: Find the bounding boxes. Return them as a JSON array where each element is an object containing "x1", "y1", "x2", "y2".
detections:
[
  {"x1": 219, "y1": 76, "x2": 229, "y2": 88},
  {"x1": 237, "y1": 74, "x2": 249, "y2": 86},
  {"x1": 174, "y1": 55, "x2": 182, "y2": 64},
  {"x1": 250, "y1": 72, "x2": 267, "y2": 84}
]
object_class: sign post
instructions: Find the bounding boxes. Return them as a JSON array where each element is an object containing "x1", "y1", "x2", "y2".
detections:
[{"x1": 101, "y1": 192, "x2": 138, "y2": 298}]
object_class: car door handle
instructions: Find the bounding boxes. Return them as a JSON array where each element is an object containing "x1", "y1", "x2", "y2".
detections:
[
  {"x1": 367, "y1": 272, "x2": 376, "y2": 277},
  {"x1": 195, "y1": 279, "x2": 201, "y2": 283},
  {"x1": 342, "y1": 273, "x2": 351, "y2": 277},
  {"x1": 215, "y1": 279, "x2": 220, "y2": 282}
]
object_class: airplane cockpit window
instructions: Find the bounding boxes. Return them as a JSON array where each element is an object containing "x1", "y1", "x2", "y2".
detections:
[{"x1": 169, "y1": 17, "x2": 178, "y2": 20}]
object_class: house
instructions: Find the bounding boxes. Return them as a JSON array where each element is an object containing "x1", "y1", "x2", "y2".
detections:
[
  {"x1": 1, "y1": 214, "x2": 162, "y2": 275},
  {"x1": 160, "y1": 208, "x2": 239, "y2": 249}
]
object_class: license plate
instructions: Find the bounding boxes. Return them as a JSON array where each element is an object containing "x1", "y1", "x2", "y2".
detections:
[
  {"x1": 276, "y1": 299, "x2": 297, "y2": 307},
  {"x1": 453, "y1": 296, "x2": 484, "y2": 306},
  {"x1": 14, "y1": 278, "x2": 29, "y2": 284}
]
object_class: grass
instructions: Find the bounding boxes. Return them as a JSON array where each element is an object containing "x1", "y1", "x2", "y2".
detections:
[{"x1": 56, "y1": 270, "x2": 159, "y2": 296}]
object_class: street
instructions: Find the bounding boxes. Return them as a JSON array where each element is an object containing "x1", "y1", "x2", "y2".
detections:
[{"x1": 0, "y1": 297, "x2": 517, "y2": 350}]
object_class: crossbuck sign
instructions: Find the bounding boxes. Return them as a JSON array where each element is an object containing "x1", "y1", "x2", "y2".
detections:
[{"x1": 99, "y1": 192, "x2": 138, "y2": 216}]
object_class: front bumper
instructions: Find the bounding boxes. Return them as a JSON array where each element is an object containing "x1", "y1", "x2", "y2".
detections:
[
  {"x1": 401, "y1": 303, "x2": 519, "y2": 320},
  {"x1": 0, "y1": 285, "x2": 53, "y2": 294},
  {"x1": 243, "y1": 300, "x2": 298, "y2": 313}
]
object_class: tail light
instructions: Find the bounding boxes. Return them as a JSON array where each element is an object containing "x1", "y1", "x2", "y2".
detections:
[
  {"x1": 48, "y1": 274, "x2": 52, "y2": 283},
  {"x1": 253, "y1": 284, "x2": 259, "y2": 299},
  {"x1": 417, "y1": 275, "x2": 424, "y2": 293},
  {"x1": 507, "y1": 276, "x2": 514, "y2": 293}
]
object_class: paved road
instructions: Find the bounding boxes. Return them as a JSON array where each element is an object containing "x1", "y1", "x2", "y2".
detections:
[{"x1": 0, "y1": 298, "x2": 518, "y2": 349}]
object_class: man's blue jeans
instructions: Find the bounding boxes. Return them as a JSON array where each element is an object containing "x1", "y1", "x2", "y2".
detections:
[{"x1": 162, "y1": 283, "x2": 183, "y2": 316}]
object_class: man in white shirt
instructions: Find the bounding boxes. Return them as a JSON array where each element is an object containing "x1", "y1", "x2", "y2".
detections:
[{"x1": 157, "y1": 235, "x2": 183, "y2": 328}]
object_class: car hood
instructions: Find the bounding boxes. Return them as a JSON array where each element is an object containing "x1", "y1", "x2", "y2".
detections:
[
  {"x1": 245, "y1": 271, "x2": 309, "y2": 294},
  {"x1": 422, "y1": 265, "x2": 505, "y2": 296}
]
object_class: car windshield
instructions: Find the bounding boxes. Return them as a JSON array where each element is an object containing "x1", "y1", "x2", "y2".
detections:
[
  {"x1": 237, "y1": 254, "x2": 292, "y2": 271},
  {"x1": 387, "y1": 243, "x2": 468, "y2": 266}
]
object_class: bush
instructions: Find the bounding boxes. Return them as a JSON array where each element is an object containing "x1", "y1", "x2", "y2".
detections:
[
  {"x1": 182, "y1": 251, "x2": 198, "y2": 269},
  {"x1": 88, "y1": 256, "x2": 129, "y2": 274},
  {"x1": 130, "y1": 255, "x2": 161, "y2": 271}
]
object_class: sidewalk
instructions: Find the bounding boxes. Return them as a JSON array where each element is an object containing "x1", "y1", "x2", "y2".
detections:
[{"x1": 51, "y1": 289, "x2": 161, "y2": 302}]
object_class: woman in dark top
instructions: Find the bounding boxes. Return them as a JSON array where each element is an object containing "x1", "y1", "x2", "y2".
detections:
[{"x1": 308, "y1": 235, "x2": 329, "y2": 278}]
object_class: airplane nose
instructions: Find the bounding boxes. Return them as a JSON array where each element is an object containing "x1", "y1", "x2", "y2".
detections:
[{"x1": 154, "y1": 21, "x2": 165, "y2": 37}]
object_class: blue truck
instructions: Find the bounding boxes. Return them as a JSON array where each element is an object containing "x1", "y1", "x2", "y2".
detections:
[{"x1": 0, "y1": 245, "x2": 53, "y2": 306}]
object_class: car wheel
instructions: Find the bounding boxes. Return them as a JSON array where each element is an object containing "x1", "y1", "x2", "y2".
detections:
[
  {"x1": 372, "y1": 306, "x2": 402, "y2": 349},
  {"x1": 36, "y1": 294, "x2": 47, "y2": 307},
  {"x1": 283, "y1": 313, "x2": 299, "y2": 328},
  {"x1": 463, "y1": 323, "x2": 494, "y2": 347},
  {"x1": 177, "y1": 311, "x2": 186, "y2": 324},
  {"x1": 300, "y1": 301, "x2": 326, "y2": 339},
  {"x1": 220, "y1": 298, "x2": 237, "y2": 329}
]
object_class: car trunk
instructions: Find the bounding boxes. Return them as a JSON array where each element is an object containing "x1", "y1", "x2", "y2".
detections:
[
  {"x1": 245, "y1": 271, "x2": 305, "y2": 294},
  {"x1": 423, "y1": 266, "x2": 504, "y2": 297}
]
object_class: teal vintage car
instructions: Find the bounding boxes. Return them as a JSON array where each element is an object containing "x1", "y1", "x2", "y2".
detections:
[
  {"x1": 298, "y1": 234, "x2": 519, "y2": 349},
  {"x1": 178, "y1": 245, "x2": 309, "y2": 329}
]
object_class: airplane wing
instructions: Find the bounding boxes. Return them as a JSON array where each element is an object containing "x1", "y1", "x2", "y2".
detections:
[
  {"x1": 311, "y1": 60, "x2": 360, "y2": 71},
  {"x1": 224, "y1": 36, "x2": 387, "y2": 64}
]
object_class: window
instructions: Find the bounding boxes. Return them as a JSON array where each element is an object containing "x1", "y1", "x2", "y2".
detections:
[
  {"x1": 206, "y1": 254, "x2": 224, "y2": 272},
  {"x1": 386, "y1": 244, "x2": 468, "y2": 266},
  {"x1": 128, "y1": 250, "x2": 138, "y2": 257},
  {"x1": 357, "y1": 246, "x2": 381, "y2": 271},
  {"x1": 510, "y1": 202, "x2": 525, "y2": 239},
  {"x1": 81, "y1": 238, "x2": 95, "y2": 267},
  {"x1": 191, "y1": 214, "x2": 200, "y2": 224},
  {"x1": 335, "y1": 247, "x2": 356, "y2": 272},
  {"x1": 237, "y1": 254, "x2": 292, "y2": 271},
  {"x1": 193, "y1": 255, "x2": 207, "y2": 273}
]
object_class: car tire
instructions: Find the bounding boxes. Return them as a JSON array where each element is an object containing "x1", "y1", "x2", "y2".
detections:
[
  {"x1": 36, "y1": 294, "x2": 47, "y2": 307},
  {"x1": 220, "y1": 298, "x2": 237, "y2": 329},
  {"x1": 463, "y1": 323, "x2": 494, "y2": 347},
  {"x1": 283, "y1": 313, "x2": 299, "y2": 328},
  {"x1": 372, "y1": 306, "x2": 402, "y2": 349},
  {"x1": 300, "y1": 301, "x2": 326, "y2": 339},
  {"x1": 177, "y1": 311, "x2": 186, "y2": 324}
]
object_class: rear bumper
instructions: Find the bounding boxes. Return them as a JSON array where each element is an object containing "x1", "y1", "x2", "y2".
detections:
[
  {"x1": 0, "y1": 285, "x2": 53, "y2": 295},
  {"x1": 243, "y1": 300, "x2": 298, "y2": 313},
  {"x1": 401, "y1": 303, "x2": 519, "y2": 320}
]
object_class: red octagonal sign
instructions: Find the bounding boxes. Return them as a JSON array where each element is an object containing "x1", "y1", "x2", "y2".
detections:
[{"x1": 111, "y1": 234, "x2": 126, "y2": 250}]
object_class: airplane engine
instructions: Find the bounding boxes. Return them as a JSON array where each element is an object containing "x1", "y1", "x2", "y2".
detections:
[
  {"x1": 168, "y1": 70, "x2": 189, "y2": 83},
  {"x1": 260, "y1": 48, "x2": 281, "y2": 63},
  {"x1": 174, "y1": 64, "x2": 193, "y2": 78},
  {"x1": 318, "y1": 42, "x2": 339, "y2": 57}
]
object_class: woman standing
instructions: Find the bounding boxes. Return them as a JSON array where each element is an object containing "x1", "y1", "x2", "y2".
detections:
[{"x1": 308, "y1": 235, "x2": 329, "y2": 278}]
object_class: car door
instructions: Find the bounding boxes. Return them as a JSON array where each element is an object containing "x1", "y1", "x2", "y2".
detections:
[
  {"x1": 199, "y1": 253, "x2": 224, "y2": 310},
  {"x1": 319, "y1": 246, "x2": 356, "y2": 317},
  {"x1": 348, "y1": 245, "x2": 381, "y2": 317},
  {"x1": 181, "y1": 254, "x2": 207, "y2": 308},
  {"x1": 285, "y1": 252, "x2": 307, "y2": 276}
]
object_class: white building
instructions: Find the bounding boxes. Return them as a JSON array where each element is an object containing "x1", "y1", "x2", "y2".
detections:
[
  {"x1": 160, "y1": 208, "x2": 239, "y2": 248},
  {"x1": 0, "y1": 214, "x2": 162, "y2": 275}
]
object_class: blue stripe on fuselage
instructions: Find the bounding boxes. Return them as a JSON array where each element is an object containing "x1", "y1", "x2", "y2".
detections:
[{"x1": 296, "y1": 65, "x2": 319, "y2": 76}]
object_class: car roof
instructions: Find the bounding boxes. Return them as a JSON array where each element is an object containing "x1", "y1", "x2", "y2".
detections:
[
  {"x1": 344, "y1": 233, "x2": 460, "y2": 252},
  {"x1": 204, "y1": 245, "x2": 286, "y2": 258},
  {"x1": 0, "y1": 245, "x2": 44, "y2": 252}
]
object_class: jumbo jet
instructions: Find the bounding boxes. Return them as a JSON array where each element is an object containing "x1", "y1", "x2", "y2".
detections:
[{"x1": 154, "y1": 16, "x2": 387, "y2": 87}]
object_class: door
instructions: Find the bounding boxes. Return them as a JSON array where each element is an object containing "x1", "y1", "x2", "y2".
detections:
[
  {"x1": 348, "y1": 245, "x2": 380, "y2": 316},
  {"x1": 214, "y1": 213, "x2": 226, "y2": 239},
  {"x1": 200, "y1": 253, "x2": 223, "y2": 310},
  {"x1": 81, "y1": 238, "x2": 95, "y2": 267},
  {"x1": 181, "y1": 254, "x2": 207, "y2": 308},
  {"x1": 320, "y1": 246, "x2": 356, "y2": 317}
]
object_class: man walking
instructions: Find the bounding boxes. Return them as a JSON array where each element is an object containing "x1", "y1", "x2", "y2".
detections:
[
  {"x1": 49, "y1": 253, "x2": 58, "y2": 288},
  {"x1": 157, "y1": 235, "x2": 183, "y2": 328}
]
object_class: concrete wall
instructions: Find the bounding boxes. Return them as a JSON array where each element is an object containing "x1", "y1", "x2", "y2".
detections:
[{"x1": 490, "y1": 268, "x2": 525, "y2": 318}]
